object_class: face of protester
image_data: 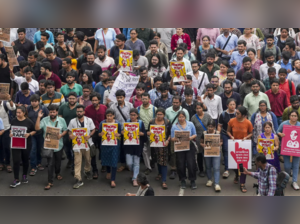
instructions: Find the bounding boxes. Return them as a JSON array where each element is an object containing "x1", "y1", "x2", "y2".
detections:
[
  {"x1": 278, "y1": 72, "x2": 287, "y2": 82},
  {"x1": 87, "y1": 55, "x2": 95, "y2": 65},
  {"x1": 21, "y1": 89, "x2": 29, "y2": 96},
  {"x1": 243, "y1": 61, "x2": 252, "y2": 71},
  {"x1": 176, "y1": 50, "x2": 184, "y2": 61},
  {"x1": 130, "y1": 112, "x2": 138, "y2": 121},
  {"x1": 31, "y1": 100, "x2": 39, "y2": 109},
  {"x1": 56, "y1": 34, "x2": 64, "y2": 43},
  {"x1": 49, "y1": 110, "x2": 58, "y2": 120},
  {"x1": 151, "y1": 56, "x2": 159, "y2": 66},
  {"x1": 28, "y1": 55, "x2": 37, "y2": 64},
  {"x1": 244, "y1": 28, "x2": 252, "y2": 35},
  {"x1": 211, "y1": 78, "x2": 219, "y2": 88},
  {"x1": 153, "y1": 35, "x2": 160, "y2": 44},
  {"x1": 66, "y1": 75, "x2": 75, "y2": 85},
  {"x1": 156, "y1": 111, "x2": 164, "y2": 120},
  {"x1": 178, "y1": 114, "x2": 186, "y2": 123},
  {"x1": 251, "y1": 83, "x2": 260, "y2": 94},
  {"x1": 206, "y1": 88, "x2": 214, "y2": 98},
  {"x1": 76, "y1": 108, "x2": 85, "y2": 119},
  {"x1": 172, "y1": 99, "x2": 181, "y2": 110},
  {"x1": 136, "y1": 88, "x2": 144, "y2": 97},
  {"x1": 185, "y1": 79, "x2": 192, "y2": 88},
  {"x1": 202, "y1": 37, "x2": 210, "y2": 46},
  {"x1": 16, "y1": 109, "x2": 26, "y2": 119},
  {"x1": 247, "y1": 51, "x2": 255, "y2": 60},
  {"x1": 82, "y1": 74, "x2": 89, "y2": 83},
  {"x1": 108, "y1": 80, "x2": 114, "y2": 88},
  {"x1": 237, "y1": 44, "x2": 246, "y2": 54},
  {"x1": 133, "y1": 55, "x2": 140, "y2": 61},
  {"x1": 220, "y1": 64, "x2": 228, "y2": 73},
  {"x1": 196, "y1": 105, "x2": 203, "y2": 115},
  {"x1": 294, "y1": 60, "x2": 300, "y2": 70},
  {"x1": 284, "y1": 45, "x2": 292, "y2": 53},
  {"x1": 142, "y1": 95, "x2": 150, "y2": 106},
  {"x1": 185, "y1": 94, "x2": 193, "y2": 102},
  {"x1": 82, "y1": 88, "x2": 91, "y2": 98},
  {"x1": 91, "y1": 96, "x2": 100, "y2": 108},
  {"x1": 266, "y1": 38, "x2": 274, "y2": 47},
  {"x1": 62, "y1": 61, "x2": 70, "y2": 70},
  {"x1": 222, "y1": 28, "x2": 230, "y2": 33},
  {"x1": 271, "y1": 82, "x2": 279, "y2": 92},
  {"x1": 161, "y1": 90, "x2": 168, "y2": 98},
  {"x1": 176, "y1": 28, "x2": 183, "y2": 35},
  {"x1": 25, "y1": 71, "x2": 33, "y2": 81},
  {"x1": 97, "y1": 48, "x2": 106, "y2": 60},
  {"x1": 115, "y1": 38, "x2": 125, "y2": 48},
  {"x1": 130, "y1": 30, "x2": 138, "y2": 39},
  {"x1": 68, "y1": 95, "x2": 77, "y2": 106},
  {"x1": 227, "y1": 72, "x2": 235, "y2": 82},
  {"x1": 264, "y1": 124, "x2": 272, "y2": 134},
  {"x1": 290, "y1": 112, "x2": 298, "y2": 123},
  {"x1": 116, "y1": 96, "x2": 125, "y2": 105},
  {"x1": 39, "y1": 83, "x2": 45, "y2": 93},
  {"x1": 140, "y1": 70, "x2": 148, "y2": 80},
  {"x1": 268, "y1": 72, "x2": 276, "y2": 80},
  {"x1": 207, "y1": 125, "x2": 215, "y2": 133},
  {"x1": 154, "y1": 81, "x2": 162, "y2": 89},
  {"x1": 73, "y1": 35, "x2": 79, "y2": 43},
  {"x1": 150, "y1": 44, "x2": 158, "y2": 54},
  {"x1": 235, "y1": 110, "x2": 243, "y2": 119},
  {"x1": 292, "y1": 100, "x2": 300, "y2": 110},
  {"x1": 266, "y1": 56, "x2": 275, "y2": 65},
  {"x1": 106, "y1": 113, "x2": 115, "y2": 122},
  {"x1": 281, "y1": 29, "x2": 288, "y2": 38},
  {"x1": 206, "y1": 57, "x2": 214, "y2": 65},
  {"x1": 192, "y1": 63, "x2": 200, "y2": 73},
  {"x1": 259, "y1": 103, "x2": 267, "y2": 113},
  {"x1": 228, "y1": 101, "x2": 236, "y2": 111},
  {"x1": 100, "y1": 72, "x2": 109, "y2": 82},
  {"x1": 40, "y1": 36, "x2": 48, "y2": 45},
  {"x1": 46, "y1": 85, "x2": 55, "y2": 95},
  {"x1": 18, "y1": 32, "x2": 25, "y2": 41},
  {"x1": 224, "y1": 84, "x2": 233, "y2": 95}
]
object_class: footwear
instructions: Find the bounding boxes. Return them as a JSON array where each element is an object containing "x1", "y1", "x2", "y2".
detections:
[
  {"x1": 292, "y1": 182, "x2": 300, "y2": 190},
  {"x1": 240, "y1": 185, "x2": 247, "y2": 193},
  {"x1": 169, "y1": 171, "x2": 177, "y2": 179},
  {"x1": 44, "y1": 183, "x2": 53, "y2": 190},
  {"x1": 84, "y1": 171, "x2": 93, "y2": 180},
  {"x1": 66, "y1": 160, "x2": 72, "y2": 168},
  {"x1": 22, "y1": 175, "x2": 28, "y2": 184},
  {"x1": 191, "y1": 181, "x2": 197, "y2": 190},
  {"x1": 222, "y1": 171, "x2": 230, "y2": 179},
  {"x1": 29, "y1": 169, "x2": 37, "y2": 176},
  {"x1": 215, "y1": 184, "x2": 221, "y2": 192},
  {"x1": 181, "y1": 180, "x2": 186, "y2": 189},
  {"x1": 111, "y1": 181, "x2": 116, "y2": 188},
  {"x1": 101, "y1": 166, "x2": 106, "y2": 173},
  {"x1": 234, "y1": 176, "x2": 239, "y2": 184},
  {"x1": 6, "y1": 165, "x2": 12, "y2": 173},
  {"x1": 144, "y1": 168, "x2": 152, "y2": 175},
  {"x1": 73, "y1": 180, "x2": 84, "y2": 189},
  {"x1": 162, "y1": 182, "x2": 168, "y2": 190},
  {"x1": 93, "y1": 171, "x2": 98, "y2": 179},
  {"x1": 10, "y1": 180, "x2": 21, "y2": 188},
  {"x1": 198, "y1": 171, "x2": 205, "y2": 177},
  {"x1": 37, "y1": 164, "x2": 44, "y2": 171},
  {"x1": 133, "y1": 180, "x2": 138, "y2": 187},
  {"x1": 206, "y1": 180, "x2": 213, "y2": 187}
]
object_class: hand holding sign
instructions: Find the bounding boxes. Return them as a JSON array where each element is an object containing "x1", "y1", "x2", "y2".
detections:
[{"x1": 230, "y1": 142, "x2": 250, "y2": 169}]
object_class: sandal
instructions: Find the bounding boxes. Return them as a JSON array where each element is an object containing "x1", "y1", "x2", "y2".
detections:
[
  {"x1": 44, "y1": 183, "x2": 53, "y2": 190},
  {"x1": 93, "y1": 171, "x2": 98, "y2": 179},
  {"x1": 117, "y1": 166, "x2": 126, "y2": 172},
  {"x1": 56, "y1": 174, "x2": 63, "y2": 180},
  {"x1": 240, "y1": 185, "x2": 247, "y2": 193},
  {"x1": 29, "y1": 169, "x2": 37, "y2": 176},
  {"x1": 37, "y1": 164, "x2": 44, "y2": 171},
  {"x1": 234, "y1": 176, "x2": 239, "y2": 184},
  {"x1": 133, "y1": 180, "x2": 138, "y2": 187},
  {"x1": 0, "y1": 164, "x2": 4, "y2": 171},
  {"x1": 155, "y1": 175, "x2": 162, "y2": 181},
  {"x1": 6, "y1": 165, "x2": 12, "y2": 173},
  {"x1": 106, "y1": 173, "x2": 111, "y2": 180},
  {"x1": 162, "y1": 182, "x2": 168, "y2": 190},
  {"x1": 111, "y1": 181, "x2": 116, "y2": 188}
]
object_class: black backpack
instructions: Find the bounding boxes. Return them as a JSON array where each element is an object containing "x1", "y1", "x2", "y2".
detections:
[{"x1": 267, "y1": 166, "x2": 290, "y2": 196}]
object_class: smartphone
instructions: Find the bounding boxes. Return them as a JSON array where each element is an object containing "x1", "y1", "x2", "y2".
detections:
[{"x1": 239, "y1": 163, "x2": 243, "y2": 173}]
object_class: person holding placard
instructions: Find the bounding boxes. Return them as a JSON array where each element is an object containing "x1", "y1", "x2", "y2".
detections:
[
  {"x1": 9, "y1": 106, "x2": 36, "y2": 188},
  {"x1": 171, "y1": 111, "x2": 197, "y2": 190},
  {"x1": 277, "y1": 110, "x2": 300, "y2": 190}
]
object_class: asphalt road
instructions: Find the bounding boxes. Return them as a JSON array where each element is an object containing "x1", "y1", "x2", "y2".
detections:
[{"x1": 0, "y1": 158, "x2": 299, "y2": 196}]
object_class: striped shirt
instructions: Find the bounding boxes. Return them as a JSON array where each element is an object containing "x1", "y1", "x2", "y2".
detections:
[{"x1": 40, "y1": 92, "x2": 65, "y2": 107}]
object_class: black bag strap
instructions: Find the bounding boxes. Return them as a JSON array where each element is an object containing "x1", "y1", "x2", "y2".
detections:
[
  {"x1": 47, "y1": 97, "x2": 55, "y2": 109},
  {"x1": 117, "y1": 105, "x2": 127, "y2": 122},
  {"x1": 198, "y1": 73, "x2": 205, "y2": 89},
  {"x1": 171, "y1": 108, "x2": 183, "y2": 125},
  {"x1": 222, "y1": 35, "x2": 232, "y2": 50},
  {"x1": 288, "y1": 80, "x2": 293, "y2": 97}
]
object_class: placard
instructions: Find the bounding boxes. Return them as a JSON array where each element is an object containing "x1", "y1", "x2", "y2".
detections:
[
  {"x1": 204, "y1": 134, "x2": 220, "y2": 157},
  {"x1": 119, "y1": 50, "x2": 133, "y2": 72},
  {"x1": 228, "y1": 140, "x2": 252, "y2": 169},
  {"x1": 4, "y1": 46, "x2": 19, "y2": 67},
  {"x1": 72, "y1": 128, "x2": 89, "y2": 150},
  {"x1": 170, "y1": 61, "x2": 187, "y2": 82},
  {"x1": 0, "y1": 28, "x2": 10, "y2": 42},
  {"x1": 123, "y1": 122, "x2": 139, "y2": 145},
  {"x1": 281, "y1": 125, "x2": 300, "y2": 157},
  {"x1": 149, "y1": 125, "x2": 166, "y2": 147},
  {"x1": 257, "y1": 138, "x2": 275, "y2": 160},
  {"x1": 102, "y1": 123, "x2": 118, "y2": 146},
  {"x1": 11, "y1": 126, "x2": 27, "y2": 149},
  {"x1": 174, "y1": 131, "x2": 190, "y2": 152},
  {"x1": 0, "y1": 83, "x2": 10, "y2": 100},
  {"x1": 44, "y1": 126, "x2": 60, "y2": 150}
]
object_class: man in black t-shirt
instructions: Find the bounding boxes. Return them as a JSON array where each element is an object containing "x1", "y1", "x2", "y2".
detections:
[
  {"x1": 79, "y1": 52, "x2": 102, "y2": 83},
  {"x1": 58, "y1": 58, "x2": 79, "y2": 85}
]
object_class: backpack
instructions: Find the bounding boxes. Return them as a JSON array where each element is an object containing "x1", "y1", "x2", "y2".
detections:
[
  {"x1": 180, "y1": 87, "x2": 198, "y2": 98},
  {"x1": 198, "y1": 45, "x2": 213, "y2": 53},
  {"x1": 267, "y1": 165, "x2": 290, "y2": 196}
]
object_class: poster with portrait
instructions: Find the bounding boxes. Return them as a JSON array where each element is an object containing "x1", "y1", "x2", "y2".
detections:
[
  {"x1": 170, "y1": 61, "x2": 187, "y2": 82},
  {"x1": 71, "y1": 128, "x2": 89, "y2": 150},
  {"x1": 174, "y1": 131, "x2": 190, "y2": 152},
  {"x1": 149, "y1": 125, "x2": 166, "y2": 147},
  {"x1": 0, "y1": 28, "x2": 10, "y2": 42},
  {"x1": 4, "y1": 46, "x2": 19, "y2": 66},
  {"x1": 11, "y1": 126, "x2": 27, "y2": 149},
  {"x1": 44, "y1": 126, "x2": 60, "y2": 150},
  {"x1": 123, "y1": 122, "x2": 139, "y2": 145},
  {"x1": 119, "y1": 50, "x2": 133, "y2": 72},
  {"x1": 102, "y1": 123, "x2": 118, "y2": 146},
  {"x1": 281, "y1": 125, "x2": 300, "y2": 157},
  {"x1": 204, "y1": 134, "x2": 220, "y2": 157},
  {"x1": 258, "y1": 139, "x2": 275, "y2": 160},
  {"x1": 0, "y1": 83, "x2": 10, "y2": 100},
  {"x1": 228, "y1": 140, "x2": 252, "y2": 169}
]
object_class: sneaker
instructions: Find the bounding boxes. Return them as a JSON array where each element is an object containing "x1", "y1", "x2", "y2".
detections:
[
  {"x1": 292, "y1": 182, "x2": 300, "y2": 190},
  {"x1": 73, "y1": 180, "x2": 84, "y2": 189},
  {"x1": 191, "y1": 181, "x2": 197, "y2": 190},
  {"x1": 215, "y1": 184, "x2": 221, "y2": 192},
  {"x1": 206, "y1": 180, "x2": 213, "y2": 187},
  {"x1": 181, "y1": 180, "x2": 186, "y2": 189},
  {"x1": 84, "y1": 171, "x2": 93, "y2": 180},
  {"x1": 169, "y1": 171, "x2": 177, "y2": 179},
  {"x1": 222, "y1": 171, "x2": 230, "y2": 179},
  {"x1": 10, "y1": 180, "x2": 21, "y2": 188},
  {"x1": 198, "y1": 171, "x2": 205, "y2": 177},
  {"x1": 29, "y1": 169, "x2": 37, "y2": 176},
  {"x1": 144, "y1": 168, "x2": 152, "y2": 175},
  {"x1": 22, "y1": 175, "x2": 28, "y2": 184}
]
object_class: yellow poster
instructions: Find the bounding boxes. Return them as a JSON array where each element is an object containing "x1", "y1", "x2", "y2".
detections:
[
  {"x1": 257, "y1": 138, "x2": 275, "y2": 160},
  {"x1": 119, "y1": 50, "x2": 133, "y2": 72},
  {"x1": 71, "y1": 128, "x2": 89, "y2": 150},
  {"x1": 102, "y1": 123, "x2": 118, "y2": 146},
  {"x1": 123, "y1": 122, "x2": 140, "y2": 145},
  {"x1": 149, "y1": 125, "x2": 166, "y2": 147},
  {"x1": 170, "y1": 61, "x2": 187, "y2": 82}
]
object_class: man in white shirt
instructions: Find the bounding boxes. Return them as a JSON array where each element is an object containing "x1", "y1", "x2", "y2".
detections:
[
  {"x1": 191, "y1": 60, "x2": 209, "y2": 94},
  {"x1": 94, "y1": 45, "x2": 115, "y2": 73},
  {"x1": 169, "y1": 47, "x2": 193, "y2": 76},
  {"x1": 10, "y1": 67, "x2": 39, "y2": 93},
  {"x1": 259, "y1": 52, "x2": 281, "y2": 80}
]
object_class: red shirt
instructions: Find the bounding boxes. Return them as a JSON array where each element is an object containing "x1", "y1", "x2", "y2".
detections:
[
  {"x1": 129, "y1": 96, "x2": 151, "y2": 108},
  {"x1": 38, "y1": 72, "x2": 62, "y2": 90},
  {"x1": 279, "y1": 79, "x2": 296, "y2": 106},
  {"x1": 85, "y1": 104, "x2": 107, "y2": 130},
  {"x1": 265, "y1": 89, "x2": 288, "y2": 117},
  {"x1": 171, "y1": 33, "x2": 191, "y2": 51}
]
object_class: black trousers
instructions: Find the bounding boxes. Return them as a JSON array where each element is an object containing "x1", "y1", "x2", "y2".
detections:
[
  {"x1": 47, "y1": 150, "x2": 62, "y2": 184},
  {"x1": 197, "y1": 152, "x2": 204, "y2": 172},
  {"x1": 91, "y1": 130, "x2": 102, "y2": 172},
  {"x1": 12, "y1": 147, "x2": 31, "y2": 180},
  {"x1": 176, "y1": 142, "x2": 197, "y2": 181}
]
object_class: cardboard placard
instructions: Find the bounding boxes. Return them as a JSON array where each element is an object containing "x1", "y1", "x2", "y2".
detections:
[
  {"x1": 119, "y1": 50, "x2": 133, "y2": 72},
  {"x1": 204, "y1": 134, "x2": 220, "y2": 157},
  {"x1": 0, "y1": 28, "x2": 10, "y2": 42},
  {"x1": 281, "y1": 125, "x2": 300, "y2": 157},
  {"x1": 102, "y1": 123, "x2": 118, "y2": 146},
  {"x1": 4, "y1": 46, "x2": 19, "y2": 67},
  {"x1": 0, "y1": 83, "x2": 10, "y2": 100},
  {"x1": 228, "y1": 140, "x2": 252, "y2": 169},
  {"x1": 170, "y1": 61, "x2": 187, "y2": 82},
  {"x1": 44, "y1": 126, "x2": 60, "y2": 150},
  {"x1": 11, "y1": 126, "x2": 27, "y2": 149},
  {"x1": 174, "y1": 131, "x2": 190, "y2": 152},
  {"x1": 149, "y1": 125, "x2": 166, "y2": 147}
]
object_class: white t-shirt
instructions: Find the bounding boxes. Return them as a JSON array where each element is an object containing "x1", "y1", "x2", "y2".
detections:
[
  {"x1": 103, "y1": 89, "x2": 110, "y2": 106},
  {"x1": 11, "y1": 76, "x2": 39, "y2": 93}
]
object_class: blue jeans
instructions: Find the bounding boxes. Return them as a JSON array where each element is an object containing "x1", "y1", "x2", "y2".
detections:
[
  {"x1": 158, "y1": 164, "x2": 168, "y2": 183},
  {"x1": 204, "y1": 156, "x2": 221, "y2": 184},
  {"x1": 252, "y1": 141, "x2": 258, "y2": 156},
  {"x1": 283, "y1": 155, "x2": 300, "y2": 182},
  {"x1": 30, "y1": 132, "x2": 44, "y2": 169},
  {"x1": 221, "y1": 133, "x2": 229, "y2": 171},
  {"x1": 277, "y1": 116, "x2": 282, "y2": 126},
  {"x1": 126, "y1": 154, "x2": 140, "y2": 180}
]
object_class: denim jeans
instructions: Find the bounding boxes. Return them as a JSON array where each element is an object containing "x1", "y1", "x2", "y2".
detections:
[
  {"x1": 30, "y1": 132, "x2": 44, "y2": 169},
  {"x1": 277, "y1": 116, "x2": 282, "y2": 126},
  {"x1": 252, "y1": 141, "x2": 258, "y2": 156},
  {"x1": 126, "y1": 154, "x2": 140, "y2": 180},
  {"x1": 283, "y1": 155, "x2": 300, "y2": 182},
  {"x1": 221, "y1": 133, "x2": 229, "y2": 171},
  {"x1": 158, "y1": 164, "x2": 168, "y2": 182},
  {"x1": 0, "y1": 129, "x2": 10, "y2": 165},
  {"x1": 204, "y1": 156, "x2": 221, "y2": 185}
]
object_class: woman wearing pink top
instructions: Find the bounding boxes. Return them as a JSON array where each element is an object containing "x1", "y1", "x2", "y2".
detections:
[
  {"x1": 171, "y1": 28, "x2": 191, "y2": 52},
  {"x1": 196, "y1": 28, "x2": 220, "y2": 47},
  {"x1": 247, "y1": 48, "x2": 263, "y2": 71}
]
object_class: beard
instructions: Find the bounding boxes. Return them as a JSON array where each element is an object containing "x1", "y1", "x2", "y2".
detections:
[
  {"x1": 99, "y1": 55, "x2": 105, "y2": 60},
  {"x1": 50, "y1": 115, "x2": 57, "y2": 120},
  {"x1": 67, "y1": 80, "x2": 73, "y2": 84},
  {"x1": 207, "y1": 61, "x2": 213, "y2": 65},
  {"x1": 77, "y1": 114, "x2": 84, "y2": 119},
  {"x1": 69, "y1": 101, "x2": 76, "y2": 106}
]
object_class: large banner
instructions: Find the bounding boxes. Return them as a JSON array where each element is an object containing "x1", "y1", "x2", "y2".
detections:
[
  {"x1": 204, "y1": 134, "x2": 220, "y2": 157},
  {"x1": 149, "y1": 125, "x2": 166, "y2": 147},
  {"x1": 119, "y1": 50, "x2": 133, "y2": 72},
  {"x1": 11, "y1": 126, "x2": 27, "y2": 149},
  {"x1": 44, "y1": 126, "x2": 60, "y2": 150},
  {"x1": 257, "y1": 138, "x2": 275, "y2": 160},
  {"x1": 228, "y1": 140, "x2": 252, "y2": 169},
  {"x1": 108, "y1": 71, "x2": 139, "y2": 102},
  {"x1": 0, "y1": 28, "x2": 10, "y2": 42},
  {"x1": 102, "y1": 123, "x2": 118, "y2": 146},
  {"x1": 123, "y1": 122, "x2": 139, "y2": 145},
  {"x1": 72, "y1": 128, "x2": 89, "y2": 150},
  {"x1": 4, "y1": 46, "x2": 19, "y2": 66},
  {"x1": 174, "y1": 131, "x2": 190, "y2": 152},
  {"x1": 170, "y1": 61, "x2": 187, "y2": 82},
  {"x1": 0, "y1": 83, "x2": 10, "y2": 100},
  {"x1": 281, "y1": 125, "x2": 300, "y2": 157}
]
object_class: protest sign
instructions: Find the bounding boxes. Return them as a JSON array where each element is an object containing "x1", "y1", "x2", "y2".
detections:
[
  {"x1": 44, "y1": 126, "x2": 60, "y2": 150},
  {"x1": 102, "y1": 123, "x2": 118, "y2": 146},
  {"x1": 0, "y1": 28, "x2": 10, "y2": 42},
  {"x1": 4, "y1": 46, "x2": 19, "y2": 66},
  {"x1": 108, "y1": 71, "x2": 139, "y2": 102},
  {"x1": 257, "y1": 138, "x2": 275, "y2": 160},
  {"x1": 170, "y1": 61, "x2": 187, "y2": 82},
  {"x1": 123, "y1": 122, "x2": 139, "y2": 145},
  {"x1": 11, "y1": 126, "x2": 27, "y2": 149},
  {"x1": 281, "y1": 125, "x2": 300, "y2": 157},
  {"x1": 228, "y1": 140, "x2": 252, "y2": 169},
  {"x1": 149, "y1": 125, "x2": 166, "y2": 147},
  {"x1": 204, "y1": 134, "x2": 220, "y2": 157},
  {"x1": 72, "y1": 128, "x2": 89, "y2": 150},
  {"x1": 174, "y1": 131, "x2": 190, "y2": 152},
  {"x1": 0, "y1": 83, "x2": 10, "y2": 100},
  {"x1": 119, "y1": 50, "x2": 133, "y2": 72}
]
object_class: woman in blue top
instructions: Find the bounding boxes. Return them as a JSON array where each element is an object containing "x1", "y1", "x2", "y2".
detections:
[
  {"x1": 99, "y1": 109, "x2": 122, "y2": 188},
  {"x1": 171, "y1": 111, "x2": 197, "y2": 190},
  {"x1": 277, "y1": 109, "x2": 300, "y2": 190},
  {"x1": 94, "y1": 28, "x2": 116, "y2": 51}
]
